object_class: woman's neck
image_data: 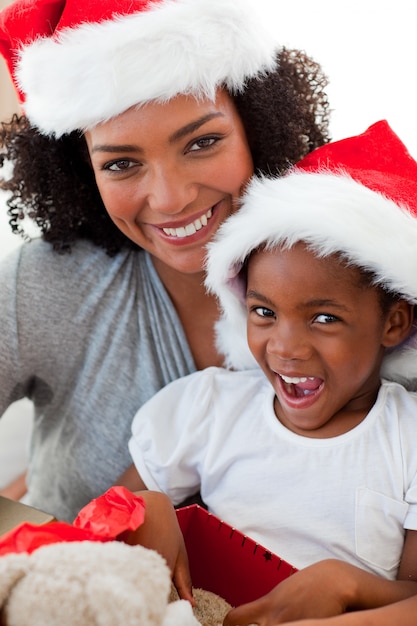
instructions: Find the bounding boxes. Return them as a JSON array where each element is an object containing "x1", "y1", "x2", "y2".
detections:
[{"x1": 151, "y1": 257, "x2": 224, "y2": 370}]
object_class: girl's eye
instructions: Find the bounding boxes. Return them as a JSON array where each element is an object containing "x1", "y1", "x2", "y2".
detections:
[
  {"x1": 315, "y1": 313, "x2": 339, "y2": 324},
  {"x1": 188, "y1": 136, "x2": 219, "y2": 152},
  {"x1": 253, "y1": 306, "x2": 275, "y2": 318},
  {"x1": 103, "y1": 159, "x2": 137, "y2": 172}
]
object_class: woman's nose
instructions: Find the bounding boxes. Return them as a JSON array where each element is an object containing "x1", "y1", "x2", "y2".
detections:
[{"x1": 145, "y1": 164, "x2": 198, "y2": 215}]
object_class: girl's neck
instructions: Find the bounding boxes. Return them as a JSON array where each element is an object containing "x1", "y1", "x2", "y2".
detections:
[{"x1": 274, "y1": 383, "x2": 381, "y2": 439}]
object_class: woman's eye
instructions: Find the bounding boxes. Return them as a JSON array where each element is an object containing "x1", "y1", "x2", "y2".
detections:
[
  {"x1": 103, "y1": 159, "x2": 136, "y2": 172},
  {"x1": 188, "y1": 136, "x2": 218, "y2": 152},
  {"x1": 315, "y1": 313, "x2": 339, "y2": 324}
]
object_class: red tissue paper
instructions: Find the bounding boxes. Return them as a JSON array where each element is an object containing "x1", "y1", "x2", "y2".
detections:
[{"x1": 0, "y1": 486, "x2": 145, "y2": 556}]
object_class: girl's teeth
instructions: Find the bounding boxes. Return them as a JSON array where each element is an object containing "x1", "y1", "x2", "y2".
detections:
[
  {"x1": 280, "y1": 374, "x2": 316, "y2": 384},
  {"x1": 162, "y1": 208, "x2": 212, "y2": 238}
]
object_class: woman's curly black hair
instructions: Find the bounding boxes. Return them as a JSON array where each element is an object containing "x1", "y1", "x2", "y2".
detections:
[{"x1": 0, "y1": 47, "x2": 331, "y2": 255}]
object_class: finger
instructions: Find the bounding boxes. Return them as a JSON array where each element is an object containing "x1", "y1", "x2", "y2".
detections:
[
  {"x1": 173, "y1": 571, "x2": 194, "y2": 605},
  {"x1": 223, "y1": 601, "x2": 263, "y2": 626},
  {"x1": 172, "y1": 550, "x2": 195, "y2": 605}
]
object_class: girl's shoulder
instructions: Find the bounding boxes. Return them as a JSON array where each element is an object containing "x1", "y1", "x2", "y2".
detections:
[
  {"x1": 159, "y1": 366, "x2": 267, "y2": 404},
  {"x1": 379, "y1": 379, "x2": 417, "y2": 426}
]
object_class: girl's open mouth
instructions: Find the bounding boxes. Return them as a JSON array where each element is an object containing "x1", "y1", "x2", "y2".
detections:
[{"x1": 277, "y1": 373, "x2": 324, "y2": 408}]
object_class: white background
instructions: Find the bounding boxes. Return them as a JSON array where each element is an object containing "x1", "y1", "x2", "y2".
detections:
[
  {"x1": 273, "y1": 0, "x2": 416, "y2": 158},
  {"x1": 0, "y1": 0, "x2": 416, "y2": 487}
]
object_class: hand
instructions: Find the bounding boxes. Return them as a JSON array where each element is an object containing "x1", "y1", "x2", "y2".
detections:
[
  {"x1": 225, "y1": 615, "x2": 373, "y2": 626},
  {"x1": 120, "y1": 490, "x2": 194, "y2": 604},
  {"x1": 223, "y1": 560, "x2": 355, "y2": 625},
  {"x1": 0, "y1": 471, "x2": 27, "y2": 500},
  {"x1": 264, "y1": 621, "x2": 349, "y2": 626},
  {"x1": 275, "y1": 595, "x2": 417, "y2": 626},
  {"x1": 223, "y1": 558, "x2": 417, "y2": 626}
]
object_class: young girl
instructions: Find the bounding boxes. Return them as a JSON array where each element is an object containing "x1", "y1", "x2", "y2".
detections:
[
  {"x1": 123, "y1": 120, "x2": 417, "y2": 620},
  {"x1": 0, "y1": 0, "x2": 330, "y2": 522}
]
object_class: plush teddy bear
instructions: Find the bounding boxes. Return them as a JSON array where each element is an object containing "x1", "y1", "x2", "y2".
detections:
[{"x1": 0, "y1": 539, "x2": 232, "y2": 626}]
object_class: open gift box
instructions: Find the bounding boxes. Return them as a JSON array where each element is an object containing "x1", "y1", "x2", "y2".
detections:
[
  {"x1": 0, "y1": 492, "x2": 297, "y2": 609},
  {"x1": 176, "y1": 504, "x2": 297, "y2": 607},
  {"x1": 0, "y1": 496, "x2": 55, "y2": 537}
]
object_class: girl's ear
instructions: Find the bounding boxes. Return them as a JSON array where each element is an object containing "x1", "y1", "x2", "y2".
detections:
[{"x1": 382, "y1": 301, "x2": 415, "y2": 348}]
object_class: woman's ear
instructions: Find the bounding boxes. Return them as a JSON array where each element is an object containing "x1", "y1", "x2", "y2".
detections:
[{"x1": 382, "y1": 301, "x2": 415, "y2": 348}]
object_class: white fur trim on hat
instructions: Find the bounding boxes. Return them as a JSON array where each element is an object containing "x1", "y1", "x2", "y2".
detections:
[
  {"x1": 16, "y1": 0, "x2": 279, "y2": 136},
  {"x1": 205, "y1": 172, "x2": 417, "y2": 383}
]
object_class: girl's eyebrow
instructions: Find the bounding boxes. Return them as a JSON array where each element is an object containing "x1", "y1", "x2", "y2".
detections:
[
  {"x1": 246, "y1": 291, "x2": 351, "y2": 312},
  {"x1": 305, "y1": 299, "x2": 350, "y2": 312},
  {"x1": 90, "y1": 112, "x2": 224, "y2": 154},
  {"x1": 246, "y1": 290, "x2": 274, "y2": 306}
]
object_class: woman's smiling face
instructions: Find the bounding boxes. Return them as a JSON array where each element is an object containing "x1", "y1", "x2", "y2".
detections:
[
  {"x1": 84, "y1": 89, "x2": 253, "y2": 275},
  {"x1": 245, "y1": 243, "x2": 405, "y2": 438}
]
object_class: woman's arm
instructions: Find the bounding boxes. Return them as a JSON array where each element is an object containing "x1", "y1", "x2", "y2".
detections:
[{"x1": 0, "y1": 471, "x2": 27, "y2": 500}]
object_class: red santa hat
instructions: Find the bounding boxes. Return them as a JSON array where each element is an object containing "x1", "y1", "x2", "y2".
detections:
[
  {"x1": 205, "y1": 120, "x2": 417, "y2": 386},
  {"x1": 0, "y1": 0, "x2": 280, "y2": 137}
]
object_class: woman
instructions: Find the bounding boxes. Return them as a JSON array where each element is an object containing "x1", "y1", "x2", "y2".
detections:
[{"x1": 0, "y1": 0, "x2": 330, "y2": 523}]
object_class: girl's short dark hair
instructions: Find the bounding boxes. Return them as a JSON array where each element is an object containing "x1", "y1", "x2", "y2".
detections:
[{"x1": 0, "y1": 47, "x2": 330, "y2": 255}]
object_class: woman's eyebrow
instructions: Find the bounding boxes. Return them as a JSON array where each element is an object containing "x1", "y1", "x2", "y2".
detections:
[
  {"x1": 169, "y1": 112, "x2": 224, "y2": 143},
  {"x1": 90, "y1": 113, "x2": 224, "y2": 154},
  {"x1": 90, "y1": 143, "x2": 139, "y2": 154}
]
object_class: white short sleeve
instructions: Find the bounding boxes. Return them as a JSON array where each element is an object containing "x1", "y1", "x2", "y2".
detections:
[{"x1": 129, "y1": 368, "x2": 216, "y2": 505}]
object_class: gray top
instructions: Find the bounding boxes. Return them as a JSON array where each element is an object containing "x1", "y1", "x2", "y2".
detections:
[{"x1": 0, "y1": 239, "x2": 196, "y2": 522}]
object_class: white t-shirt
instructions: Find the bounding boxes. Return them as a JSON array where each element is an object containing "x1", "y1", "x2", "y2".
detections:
[{"x1": 129, "y1": 367, "x2": 417, "y2": 579}]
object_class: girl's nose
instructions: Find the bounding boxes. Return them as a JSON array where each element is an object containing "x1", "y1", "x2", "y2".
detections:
[
  {"x1": 145, "y1": 164, "x2": 198, "y2": 215},
  {"x1": 267, "y1": 322, "x2": 312, "y2": 362}
]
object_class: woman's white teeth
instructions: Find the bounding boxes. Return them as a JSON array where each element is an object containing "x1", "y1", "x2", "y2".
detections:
[
  {"x1": 163, "y1": 208, "x2": 212, "y2": 238},
  {"x1": 280, "y1": 374, "x2": 316, "y2": 384}
]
